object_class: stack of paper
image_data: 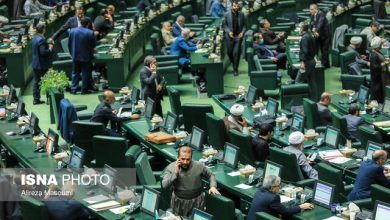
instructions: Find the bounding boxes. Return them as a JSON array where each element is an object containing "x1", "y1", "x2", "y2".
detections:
[
  {"x1": 319, "y1": 150, "x2": 343, "y2": 160},
  {"x1": 84, "y1": 195, "x2": 110, "y2": 204},
  {"x1": 88, "y1": 201, "x2": 121, "y2": 212},
  {"x1": 328, "y1": 157, "x2": 352, "y2": 164}
]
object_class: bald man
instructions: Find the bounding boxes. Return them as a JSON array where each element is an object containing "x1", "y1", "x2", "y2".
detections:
[
  {"x1": 317, "y1": 92, "x2": 332, "y2": 126},
  {"x1": 348, "y1": 150, "x2": 390, "y2": 201},
  {"x1": 91, "y1": 90, "x2": 139, "y2": 136},
  {"x1": 161, "y1": 22, "x2": 176, "y2": 46},
  {"x1": 162, "y1": 146, "x2": 220, "y2": 217}
]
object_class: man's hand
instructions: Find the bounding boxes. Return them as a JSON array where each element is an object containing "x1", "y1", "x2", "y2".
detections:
[
  {"x1": 48, "y1": 44, "x2": 54, "y2": 50},
  {"x1": 242, "y1": 118, "x2": 248, "y2": 127},
  {"x1": 100, "y1": 38, "x2": 108, "y2": 43},
  {"x1": 299, "y1": 203, "x2": 314, "y2": 210},
  {"x1": 300, "y1": 62, "x2": 305, "y2": 69},
  {"x1": 238, "y1": 32, "x2": 243, "y2": 38},
  {"x1": 272, "y1": 57, "x2": 278, "y2": 62},
  {"x1": 314, "y1": 32, "x2": 319, "y2": 38},
  {"x1": 175, "y1": 159, "x2": 181, "y2": 175},
  {"x1": 196, "y1": 43, "x2": 202, "y2": 49},
  {"x1": 44, "y1": 183, "x2": 58, "y2": 199},
  {"x1": 229, "y1": 32, "x2": 234, "y2": 38},
  {"x1": 150, "y1": 63, "x2": 157, "y2": 72},
  {"x1": 360, "y1": 54, "x2": 367, "y2": 60},
  {"x1": 190, "y1": 32, "x2": 195, "y2": 37},
  {"x1": 130, "y1": 114, "x2": 140, "y2": 119},
  {"x1": 367, "y1": 62, "x2": 370, "y2": 67},
  {"x1": 156, "y1": 84, "x2": 163, "y2": 92},
  {"x1": 94, "y1": 31, "x2": 99, "y2": 36},
  {"x1": 208, "y1": 187, "x2": 220, "y2": 195}
]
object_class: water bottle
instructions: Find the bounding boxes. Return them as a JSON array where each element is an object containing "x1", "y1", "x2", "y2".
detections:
[
  {"x1": 167, "y1": 124, "x2": 173, "y2": 134},
  {"x1": 336, "y1": 203, "x2": 341, "y2": 217},
  {"x1": 291, "y1": 188, "x2": 296, "y2": 200}
]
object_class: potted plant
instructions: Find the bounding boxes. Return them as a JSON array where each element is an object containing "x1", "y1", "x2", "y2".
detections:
[{"x1": 40, "y1": 68, "x2": 70, "y2": 104}]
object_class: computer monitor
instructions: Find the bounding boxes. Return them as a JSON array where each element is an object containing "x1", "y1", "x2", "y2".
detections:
[
  {"x1": 6, "y1": 85, "x2": 16, "y2": 106},
  {"x1": 263, "y1": 160, "x2": 283, "y2": 180},
  {"x1": 291, "y1": 113, "x2": 305, "y2": 132},
  {"x1": 144, "y1": 97, "x2": 156, "y2": 119},
  {"x1": 266, "y1": 98, "x2": 279, "y2": 117},
  {"x1": 68, "y1": 146, "x2": 86, "y2": 173},
  {"x1": 130, "y1": 86, "x2": 140, "y2": 104},
  {"x1": 141, "y1": 186, "x2": 160, "y2": 216},
  {"x1": 192, "y1": 208, "x2": 213, "y2": 220},
  {"x1": 100, "y1": 164, "x2": 117, "y2": 193},
  {"x1": 373, "y1": 201, "x2": 390, "y2": 220},
  {"x1": 16, "y1": 100, "x2": 25, "y2": 116},
  {"x1": 45, "y1": 128, "x2": 59, "y2": 155},
  {"x1": 313, "y1": 180, "x2": 335, "y2": 208},
  {"x1": 223, "y1": 143, "x2": 240, "y2": 169},
  {"x1": 324, "y1": 126, "x2": 340, "y2": 149},
  {"x1": 246, "y1": 85, "x2": 257, "y2": 105},
  {"x1": 357, "y1": 85, "x2": 369, "y2": 105},
  {"x1": 164, "y1": 111, "x2": 177, "y2": 131},
  {"x1": 29, "y1": 112, "x2": 39, "y2": 136},
  {"x1": 189, "y1": 126, "x2": 206, "y2": 151},
  {"x1": 382, "y1": 97, "x2": 390, "y2": 115},
  {"x1": 366, "y1": 141, "x2": 383, "y2": 160}
]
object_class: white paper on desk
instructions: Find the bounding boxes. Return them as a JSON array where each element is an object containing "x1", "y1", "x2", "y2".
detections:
[
  {"x1": 120, "y1": 112, "x2": 132, "y2": 118},
  {"x1": 329, "y1": 157, "x2": 352, "y2": 164},
  {"x1": 110, "y1": 205, "x2": 130, "y2": 214},
  {"x1": 166, "y1": 142, "x2": 176, "y2": 145},
  {"x1": 114, "y1": 25, "x2": 125, "y2": 29},
  {"x1": 228, "y1": 171, "x2": 241, "y2": 176},
  {"x1": 83, "y1": 195, "x2": 110, "y2": 204},
  {"x1": 280, "y1": 195, "x2": 293, "y2": 203},
  {"x1": 88, "y1": 200, "x2": 121, "y2": 211},
  {"x1": 235, "y1": 183, "x2": 252, "y2": 190},
  {"x1": 323, "y1": 216, "x2": 344, "y2": 220},
  {"x1": 319, "y1": 150, "x2": 343, "y2": 159}
]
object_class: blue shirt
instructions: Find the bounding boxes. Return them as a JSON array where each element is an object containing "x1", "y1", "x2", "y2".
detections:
[
  {"x1": 170, "y1": 36, "x2": 197, "y2": 59},
  {"x1": 210, "y1": 1, "x2": 226, "y2": 18}
]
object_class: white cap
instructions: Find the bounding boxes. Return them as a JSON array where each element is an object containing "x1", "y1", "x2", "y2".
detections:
[
  {"x1": 371, "y1": 36, "x2": 382, "y2": 49},
  {"x1": 350, "y1": 36, "x2": 362, "y2": 45},
  {"x1": 288, "y1": 131, "x2": 305, "y2": 145},
  {"x1": 230, "y1": 104, "x2": 245, "y2": 116}
]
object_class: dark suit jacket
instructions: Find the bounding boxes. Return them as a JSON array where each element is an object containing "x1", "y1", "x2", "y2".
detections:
[
  {"x1": 43, "y1": 197, "x2": 89, "y2": 220},
  {"x1": 253, "y1": 42, "x2": 274, "y2": 59},
  {"x1": 93, "y1": 15, "x2": 114, "y2": 38},
  {"x1": 0, "y1": 176, "x2": 22, "y2": 220},
  {"x1": 172, "y1": 22, "x2": 183, "y2": 38},
  {"x1": 316, "y1": 103, "x2": 332, "y2": 126},
  {"x1": 223, "y1": 10, "x2": 246, "y2": 37},
  {"x1": 261, "y1": 28, "x2": 281, "y2": 45},
  {"x1": 91, "y1": 102, "x2": 126, "y2": 128},
  {"x1": 137, "y1": 0, "x2": 153, "y2": 11},
  {"x1": 348, "y1": 160, "x2": 390, "y2": 201},
  {"x1": 310, "y1": 10, "x2": 330, "y2": 40},
  {"x1": 140, "y1": 66, "x2": 165, "y2": 101},
  {"x1": 32, "y1": 34, "x2": 53, "y2": 70},
  {"x1": 344, "y1": 114, "x2": 366, "y2": 140},
  {"x1": 247, "y1": 187, "x2": 301, "y2": 220},
  {"x1": 52, "y1": 16, "x2": 91, "y2": 41},
  {"x1": 299, "y1": 32, "x2": 316, "y2": 62},
  {"x1": 68, "y1": 26, "x2": 96, "y2": 62}
]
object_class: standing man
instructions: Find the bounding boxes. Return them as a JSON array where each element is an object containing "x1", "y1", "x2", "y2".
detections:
[
  {"x1": 309, "y1": 4, "x2": 331, "y2": 68},
  {"x1": 24, "y1": 0, "x2": 55, "y2": 16},
  {"x1": 223, "y1": 1, "x2": 246, "y2": 76},
  {"x1": 162, "y1": 146, "x2": 220, "y2": 217},
  {"x1": 210, "y1": 0, "x2": 227, "y2": 18},
  {"x1": 140, "y1": 56, "x2": 165, "y2": 117},
  {"x1": 298, "y1": 22, "x2": 318, "y2": 101},
  {"x1": 68, "y1": 17, "x2": 96, "y2": 95},
  {"x1": 32, "y1": 23, "x2": 53, "y2": 105},
  {"x1": 51, "y1": 7, "x2": 90, "y2": 41}
]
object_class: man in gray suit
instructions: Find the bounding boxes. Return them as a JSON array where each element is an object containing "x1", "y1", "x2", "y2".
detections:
[
  {"x1": 345, "y1": 103, "x2": 367, "y2": 140},
  {"x1": 317, "y1": 92, "x2": 332, "y2": 126},
  {"x1": 223, "y1": 1, "x2": 246, "y2": 76}
]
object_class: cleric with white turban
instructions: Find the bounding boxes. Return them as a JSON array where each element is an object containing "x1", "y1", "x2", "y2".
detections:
[{"x1": 223, "y1": 104, "x2": 249, "y2": 136}]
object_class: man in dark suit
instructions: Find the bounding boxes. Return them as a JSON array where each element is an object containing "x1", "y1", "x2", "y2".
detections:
[
  {"x1": 344, "y1": 103, "x2": 367, "y2": 140},
  {"x1": 348, "y1": 150, "x2": 390, "y2": 201},
  {"x1": 51, "y1": 7, "x2": 90, "y2": 41},
  {"x1": 137, "y1": 0, "x2": 153, "y2": 11},
  {"x1": 172, "y1": 15, "x2": 195, "y2": 38},
  {"x1": 32, "y1": 23, "x2": 53, "y2": 105},
  {"x1": 316, "y1": 92, "x2": 332, "y2": 126},
  {"x1": 140, "y1": 56, "x2": 165, "y2": 117},
  {"x1": 253, "y1": 33, "x2": 287, "y2": 69},
  {"x1": 259, "y1": 19, "x2": 286, "y2": 52},
  {"x1": 310, "y1": 4, "x2": 331, "y2": 68},
  {"x1": 68, "y1": 17, "x2": 96, "y2": 94},
  {"x1": 223, "y1": 1, "x2": 246, "y2": 76},
  {"x1": 247, "y1": 175, "x2": 313, "y2": 220}
]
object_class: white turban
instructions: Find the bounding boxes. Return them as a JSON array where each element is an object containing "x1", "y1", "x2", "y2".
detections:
[
  {"x1": 371, "y1": 36, "x2": 382, "y2": 49},
  {"x1": 350, "y1": 36, "x2": 362, "y2": 45},
  {"x1": 288, "y1": 131, "x2": 305, "y2": 145},
  {"x1": 230, "y1": 104, "x2": 245, "y2": 116}
]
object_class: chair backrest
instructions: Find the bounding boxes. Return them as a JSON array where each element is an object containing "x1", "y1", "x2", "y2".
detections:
[
  {"x1": 157, "y1": 65, "x2": 179, "y2": 85},
  {"x1": 135, "y1": 152, "x2": 157, "y2": 185},
  {"x1": 182, "y1": 104, "x2": 214, "y2": 133},
  {"x1": 269, "y1": 147, "x2": 305, "y2": 182},
  {"x1": 339, "y1": 50, "x2": 357, "y2": 74},
  {"x1": 49, "y1": 87, "x2": 64, "y2": 125},
  {"x1": 125, "y1": 145, "x2": 142, "y2": 168},
  {"x1": 58, "y1": 99, "x2": 78, "y2": 143},
  {"x1": 72, "y1": 121, "x2": 106, "y2": 163},
  {"x1": 180, "y1": 5, "x2": 192, "y2": 21},
  {"x1": 0, "y1": 5, "x2": 8, "y2": 18},
  {"x1": 60, "y1": 38, "x2": 69, "y2": 53},
  {"x1": 205, "y1": 113, "x2": 226, "y2": 151},
  {"x1": 20, "y1": 196, "x2": 49, "y2": 220},
  {"x1": 302, "y1": 98, "x2": 321, "y2": 129},
  {"x1": 151, "y1": 33, "x2": 162, "y2": 55},
  {"x1": 167, "y1": 86, "x2": 182, "y2": 116},
  {"x1": 229, "y1": 129, "x2": 255, "y2": 166},
  {"x1": 331, "y1": 112, "x2": 349, "y2": 144},
  {"x1": 85, "y1": 7, "x2": 95, "y2": 19},
  {"x1": 256, "y1": 212, "x2": 281, "y2": 220},
  {"x1": 371, "y1": 184, "x2": 390, "y2": 205},
  {"x1": 340, "y1": 74, "x2": 366, "y2": 91},
  {"x1": 317, "y1": 162, "x2": 345, "y2": 203},
  {"x1": 358, "y1": 125, "x2": 383, "y2": 148},
  {"x1": 246, "y1": 48, "x2": 255, "y2": 74},
  {"x1": 250, "y1": 70, "x2": 278, "y2": 91},
  {"x1": 281, "y1": 84, "x2": 309, "y2": 111},
  {"x1": 93, "y1": 135, "x2": 128, "y2": 168},
  {"x1": 205, "y1": 194, "x2": 236, "y2": 220}
]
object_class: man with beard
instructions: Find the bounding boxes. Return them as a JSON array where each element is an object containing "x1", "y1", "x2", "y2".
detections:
[
  {"x1": 162, "y1": 146, "x2": 220, "y2": 217},
  {"x1": 52, "y1": 6, "x2": 90, "y2": 41}
]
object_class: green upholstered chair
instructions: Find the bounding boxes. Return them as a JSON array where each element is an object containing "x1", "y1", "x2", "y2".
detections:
[
  {"x1": 157, "y1": 65, "x2": 179, "y2": 85},
  {"x1": 180, "y1": 5, "x2": 192, "y2": 20},
  {"x1": 167, "y1": 86, "x2": 183, "y2": 126},
  {"x1": 331, "y1": 112, "x2": 351, "y2": 145},
  {"x1": 247, "y1": 48, "x2": 255, "y2": 74},
  {"x1": 386, "y1": 86, "x2": 390, "y2": 98},
  {"x1": 182, "y1": 104, "x2": 214, "y2": 133},
  {"x1": 229, "y1": 129, "x2": 256, "y2": 166},
  {"x1": 171, "y1": 12, "x2": 181, "y2": 22},
  {"x1": 125, "y1": 145, "x2": 142, "y2": 168},
  {"x1": 85, "y1": 7, "x2": 95, "y2": 19},
  {"x1": 269, "y1": 147, "x2": 315, "y2": 187},
  {"x1": 280, "y1": 84, "x2": 309, "y2": 112},
  {"x1": 20, "y1": 196, "x2": 49, "y2": 220},
  {"x1": 251, "y1": 24, "x2": 258, "y2": 32},
  {"x1": 72, "y1": 121, "x2": 106, "y2": 164},
  {"x1": 206, "y1": 113, "x2": 226, "y2": 151},
  {"x1": 96, "y1": 2, "x2": 107, "y2": 13},
  {"x1": 357, "y1": 125, "x2": 383, "y2": 149},
  {"x1": 157, "y1": 60, "x2": 178, "y2": 67},
  {"x1": 340, "y1": 75, "x2": 366, "y2": 91},
  {"x1": 151, "y1": 33, "x2": 163, "y2": 55},
  {"x1": 302, "y1": 98, "x2": 321, "y2": 129},
  {"x1": 155, "y1": 55, "x2": 179, "y2": 62},
  {"x1": 354, "y1": 184, "x2": 390, "y2": 210},
  {"x1": 256, "y1": 212, "x2": 280, "y2": 220},
  {"x1": 339, "y1": 50, "x2": 357, "y2": 75},
  {"x1": 205, "y1": 194, "x2": 244, "y2": 220},
  {"x1": 354, "y1": 18, "x2": 372, "y2": 30},
  {"x1": 92, "y1": 135, "x2": 129, "y2": 168},
  {"x1": 52, "y1": 60, "x2": 73, "y2": 79},
  {"x1": 317, "y1": 162, "x2": 353, "y2": 203},
  {"x1": 250, "y1": 70, "x2": 280, "y2": 98},
  {"x1": 0, "y1": 5, "x2": 8, "y2": 17},
  {"x1": 135, "y1": 152, "x2": 161, "y2": 188}
]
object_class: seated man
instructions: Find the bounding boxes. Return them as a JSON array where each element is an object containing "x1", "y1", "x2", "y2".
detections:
[
  {"x1": 162, "y1": 146, "x2": 220, "y2": 217},
  {"x1": 210, "y1": 0, "x2": 227, "y2": 18},
  {"x1": 253, "y1": 33, "x2": 287, "y2": 69},
  {"x1": 283, "y1": 131, "x2": 318, "y2": 179},
  {"x1": 252, "y1": 123, "x2": 274, "y2": 163},
  {"x1": 348, "y1": 150, "x2": 390, "y2": 201},
  {"x1": 259, "y1": 19, "x2": 286, "y2": 52},
  {"x1": 347, "y1": 36, "x2": 370, "y2": 69},
  {"x1": 44, "y1": 181, "x2": 89, "y2": 220},
  {"x1": 223, "y1": 104, "x2": 250, "y2": 139},
  {"x1": 24, "y1": 0, "x2": 55, "y2": 16},
  {"x1": 161, "y1": 21, "x2": 176, "y2": 46},
  {"x1": 247, "y1": 175, "x2": 313, "y2": 220},
  {"x1": 170, "y1": 28, "x2": 201, "y2": 67},
  {"x1": 317, "y1": 92, "x2": 332, "y2": 126},
  {"x1": 90, "y1": 90, "x2": 139, "y2": 136},
  {"x1": 360, "y1": 21, "x2": 386, "y2": 45},
  {"x1": 93, "y1": 9, "x2": 114, "y2": 39},
  {"x1": 172, "y1": 15, "x2": 195, "y2": 38},
  {"x1": 136, "y1": 0, "x2": 153, "y2": 11},
  {"x1": 344, "y1": 103, "x2": 367, "y2": 140}
]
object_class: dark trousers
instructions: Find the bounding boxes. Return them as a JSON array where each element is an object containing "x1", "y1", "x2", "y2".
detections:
[
  {"x1": 275, "y1": 53, "x2": 287, "y2": 69},
  {"x1": 226, "y1": 36, "x2": 242, "y2": 71},
  {"x1": 71, "y1": 61, "x2": 92, "y2": 93},
  {"x1": 296, "y1": 59, "x2": 318, "y2": 101},
  {"x1": 33, "y1": 69, "x2": 47, "y2": 101},
  {"x1": 316, "y1": 37, "x2": 330, "y2": 67},
  {"x1": 106, "y1": 128, "x2": 122, "y2": 137}
]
